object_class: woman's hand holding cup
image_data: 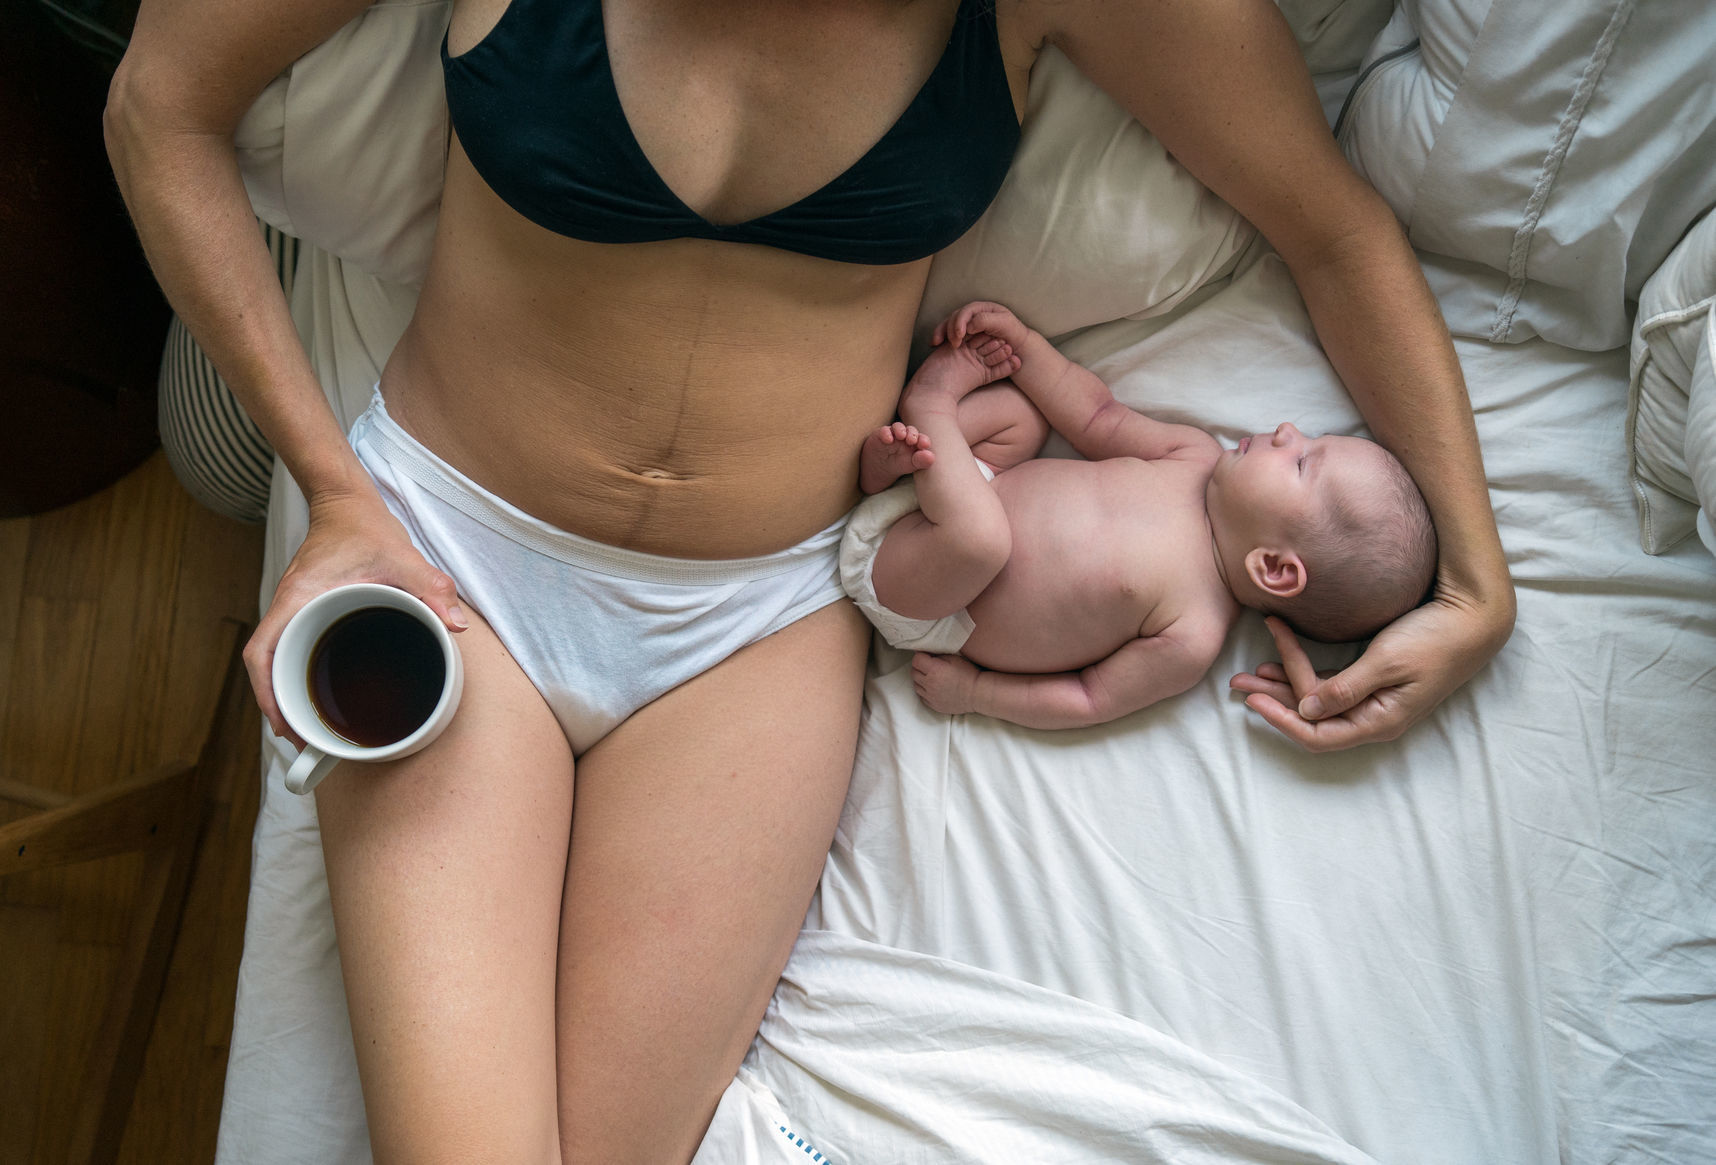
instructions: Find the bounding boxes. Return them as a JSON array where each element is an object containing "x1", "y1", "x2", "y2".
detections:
[
  {"x1": 243, "y1": 488, "x2": 468, "y2": 792},
  {"x1": 271, "y1": 582, "x2": 464, "y2": 794}
]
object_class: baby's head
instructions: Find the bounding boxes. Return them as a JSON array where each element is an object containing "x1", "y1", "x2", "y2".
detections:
[{"x1": 1205, "y1": 423, "x2": 1436, "y2": 643}]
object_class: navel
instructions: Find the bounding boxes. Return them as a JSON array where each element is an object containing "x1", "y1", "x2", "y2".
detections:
[{"x1": 627, "y1": 464, "x2": 693, "y2": 482}]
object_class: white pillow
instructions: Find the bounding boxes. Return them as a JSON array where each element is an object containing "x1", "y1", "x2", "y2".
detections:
[
  {"x1": 1341, "y1": 0, "x2": 1716, "y2": 350},
  {"x1": 1691, "y1": 312, "x2": 1716, "y2": 560},
  {"x1": 917, "y1": 46, "x2": 1257, "y2": 349},
  {"x1": 1629, "y1": 209, "x2": 1716, "y2": 556},
  {"x1": 235, "y1": 0, "x2": 451, "y2": 288},
  {"x1": 917, "y1": 0, "x2": 1397, "y2": 351},
  {"x1": 1273, "y1": 0, "x2": 1396, "y2": 75}
]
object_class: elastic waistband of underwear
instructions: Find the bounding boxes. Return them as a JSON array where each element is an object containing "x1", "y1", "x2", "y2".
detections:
[{"x1": 351, "y1": 391, "x2": 847, "y2": 586}]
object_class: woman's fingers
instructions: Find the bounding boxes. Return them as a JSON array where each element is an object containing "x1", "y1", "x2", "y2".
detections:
[
  {"x1": 413, "y1": 564, "x2": 469, "y2": 631},
  {"x1": 243, "y1": 605, "x2": 296, "y2": 744},
  {"x1": 1261, "y1": 616, "x2": 1319, "y2": 702},
  {"x1": 1240, "y1": 594, "x2": 1509, "y2": 750},
  {"x1": 1299, "y1": 613, "x2": 1428, "y2": 722},
  {"x1": 1228, "y1": 671, "x2": 1295, "y2": 706},
  {"x1": 1301, "y1": 662, "x2": 1376, "y2": 721},
  {"x1": 1231, "y1": 629, "x2": 1345, "y2": 722},
  {"x1": 1240, "y1": 689, "x2": 1406, "y2": 752}
]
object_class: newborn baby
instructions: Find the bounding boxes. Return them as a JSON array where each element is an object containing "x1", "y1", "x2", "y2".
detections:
[{"x1": 840, "y1": 300, "x2": 1437, "y2": 728}]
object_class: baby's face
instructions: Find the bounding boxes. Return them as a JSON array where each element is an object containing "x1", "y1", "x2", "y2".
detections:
[{"x1": 1205, "y1": 422, "x2": 1385, "y2": 547}]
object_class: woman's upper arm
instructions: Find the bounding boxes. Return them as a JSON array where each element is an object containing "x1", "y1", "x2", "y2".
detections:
[
  {"x1": 111, "y1": 0, "x2": 378, "y2": 134},
  {"x1": 104, "y1": 0, "x2": 389, "y2": 506},
  {"x1": 1022, "y1": 0, "x2": 1386, "y2": 266}
]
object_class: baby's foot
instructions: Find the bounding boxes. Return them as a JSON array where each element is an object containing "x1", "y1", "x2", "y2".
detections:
[{"x1": 860, "y1": 422, "x2": 935, "y2": 494}]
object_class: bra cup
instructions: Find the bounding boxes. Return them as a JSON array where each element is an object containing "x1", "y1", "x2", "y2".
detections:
[{"x1": 442, "y1": 0, "x2": 1020, "y2": 265}]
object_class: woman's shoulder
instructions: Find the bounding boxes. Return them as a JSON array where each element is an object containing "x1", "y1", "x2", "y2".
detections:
[{"x1": 115, "y1": 0, "x2": 380, "y2": 130}]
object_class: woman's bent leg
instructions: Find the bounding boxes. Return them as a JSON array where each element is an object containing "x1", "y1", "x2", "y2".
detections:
[
  {"x1": 315, "y1": 611, "x2": 574, "y2": 1165},
  {"x1": 555, "y1": 599, "x2": 870, "y2": 1165}
]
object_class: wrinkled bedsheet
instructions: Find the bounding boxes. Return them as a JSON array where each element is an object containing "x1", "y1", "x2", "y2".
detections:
[{"x1": 700, "y1": 253, "x2": 1716, "y2": 1163}]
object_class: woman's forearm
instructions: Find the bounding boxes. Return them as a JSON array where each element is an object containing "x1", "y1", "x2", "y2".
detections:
[
  {"x1": 105, "y1": 46, "x2": 370, "y2": 505},
  {"x1": 1287, "y1": 201, "x2": 1515, "y2": 629}
]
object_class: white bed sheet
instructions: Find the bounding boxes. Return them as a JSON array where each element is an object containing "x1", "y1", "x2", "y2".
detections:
[
  {"x1": 781, "y1": 254, "x2": 1716, "y2": 1163},
  {"x1": 217, "y1": 247, "x2": 1716, "y2": 1164},
  {"x1": 704, "y1": 931, "x2": 1383, "y2": 1165}
]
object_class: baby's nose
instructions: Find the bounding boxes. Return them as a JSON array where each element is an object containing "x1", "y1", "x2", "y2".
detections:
[{"x1": 1271, "y1": 421, "x2": 1301, "y2": 446}]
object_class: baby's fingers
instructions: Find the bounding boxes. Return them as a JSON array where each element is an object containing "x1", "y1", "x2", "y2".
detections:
[{"x1": 949, "y1": 301, "x2": 999, "y2": 347}]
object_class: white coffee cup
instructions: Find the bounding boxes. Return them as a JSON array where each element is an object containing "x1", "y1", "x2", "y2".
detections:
[{"x1": 272, "y1": 583, "x2": 464, "y2": 795}]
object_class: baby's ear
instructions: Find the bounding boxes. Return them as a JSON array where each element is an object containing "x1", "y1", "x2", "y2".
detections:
[{"x1": 1243, "y1": 547, "x2": 1307, "y2": 600}]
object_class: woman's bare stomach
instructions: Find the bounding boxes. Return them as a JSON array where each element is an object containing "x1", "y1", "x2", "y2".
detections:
[{"x1": 377, "y1": 165, "x2": 928, "y2": 560}]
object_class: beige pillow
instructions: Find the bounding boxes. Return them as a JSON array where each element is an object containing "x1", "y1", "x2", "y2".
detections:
[
  {"x1": 917, "y1": 46, "x2": 1256, "y2": 349},
  {"x1": 235, "y1": 0, "x2": 452, "y2": 288},
  {"x1": 1627, "y1": 209, "x2": 1716, "y2": 555}
]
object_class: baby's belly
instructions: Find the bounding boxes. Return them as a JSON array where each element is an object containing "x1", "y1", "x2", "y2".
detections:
[
  {"x1": 961, "y1": 581, "x2": 1147, "y2": 674},
  {"x1": 959, "y1": 464, "x2": 1157, "y2": 673}
]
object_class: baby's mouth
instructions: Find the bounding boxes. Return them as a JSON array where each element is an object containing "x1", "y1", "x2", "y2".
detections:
[{"x1": 1238, "y1": 436, "x2": 1252, "y2": 455}]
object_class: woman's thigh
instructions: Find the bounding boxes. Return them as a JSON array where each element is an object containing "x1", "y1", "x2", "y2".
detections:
[
  {"x1": 555, "y1": 598, "x2": 870, "y2": 1165},
  {"x1": 315, "y1": 609, "x2": 574, "y2": 1165}
]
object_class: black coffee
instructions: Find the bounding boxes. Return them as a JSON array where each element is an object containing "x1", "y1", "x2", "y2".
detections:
[{"x1": 307, "y1": 606, "x2": 447, "y2": 748}]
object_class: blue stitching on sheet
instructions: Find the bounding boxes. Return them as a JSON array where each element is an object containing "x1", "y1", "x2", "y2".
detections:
[{"x1": 777, "y1": 1123, "x2": 831, "y2": 1162}]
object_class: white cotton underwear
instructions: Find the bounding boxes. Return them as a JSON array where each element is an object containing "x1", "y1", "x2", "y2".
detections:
[
  {"x1": 349, "y1": 394, "x2": 849, "y2": 755},
  {"x1": 837, "y1": 463, "x2": 995, "y2": 656}
]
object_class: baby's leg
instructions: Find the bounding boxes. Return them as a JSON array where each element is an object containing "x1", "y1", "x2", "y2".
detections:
[
  {"x1": 860, "y1": 381, "x2": 1048, "y2": 494},
  {"x1": 958, "y1": 381, "x2": 1051, "y2": 472},
  {"x1": 862, "y1": 337, "x2": 1029, "y2": 494},
  {"x1": 869, "y1": 345, "x2": 1016, "y2": 621}
]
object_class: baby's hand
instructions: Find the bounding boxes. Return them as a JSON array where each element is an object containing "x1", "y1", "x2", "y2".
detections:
[
  {"x1": 911, "y1": 652, "x2": 981, "y2": 715},
  {"x1": 934, "y1": 301, "x2": 1031, "y2": 353}
]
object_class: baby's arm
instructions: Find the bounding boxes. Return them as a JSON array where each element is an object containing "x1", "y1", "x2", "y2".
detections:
[
  {"x1": 911, "y1": 618, "x2": 1226, "y2": 730},
  {"x1": 942, "y1": 302, "x2": 1218, "y2": 465}
]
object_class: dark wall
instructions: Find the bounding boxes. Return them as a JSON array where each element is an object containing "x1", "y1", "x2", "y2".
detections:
[{"x1": 1, "y1": 0, "x2": 167, "y2": 516}]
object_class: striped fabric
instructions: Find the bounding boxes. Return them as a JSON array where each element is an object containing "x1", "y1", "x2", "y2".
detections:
[{"x1": 157, "y1": 223, "x2": 295, "y2": 523}]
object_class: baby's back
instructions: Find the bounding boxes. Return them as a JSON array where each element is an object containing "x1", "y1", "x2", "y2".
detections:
[{"x1": 960, "y1": 455, "x2": 1235, "y2": 674}]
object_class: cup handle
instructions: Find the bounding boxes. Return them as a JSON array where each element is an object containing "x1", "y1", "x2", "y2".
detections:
[{"x1": 285, "y1": 745, "x2": 340, "y2": 796}]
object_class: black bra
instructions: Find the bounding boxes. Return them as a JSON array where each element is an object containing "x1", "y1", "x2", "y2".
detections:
[{"x1": 442, "y1": 0, "x2": 1020, "y2": 265}]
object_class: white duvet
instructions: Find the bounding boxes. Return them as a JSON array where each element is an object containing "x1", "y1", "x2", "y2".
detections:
[{"x1": 699, "y1": 933, "x2": 1380, "y2": 1165}]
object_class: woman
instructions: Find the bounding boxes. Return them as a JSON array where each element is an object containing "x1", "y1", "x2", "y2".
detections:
[{"x1": 105, "y1": 0, "x2": 1514, "y2": 1159}]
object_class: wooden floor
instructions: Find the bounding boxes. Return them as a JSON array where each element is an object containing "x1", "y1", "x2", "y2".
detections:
[{"x1": 0, "y1": 452, "x2": 266, "y2": 1165}]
